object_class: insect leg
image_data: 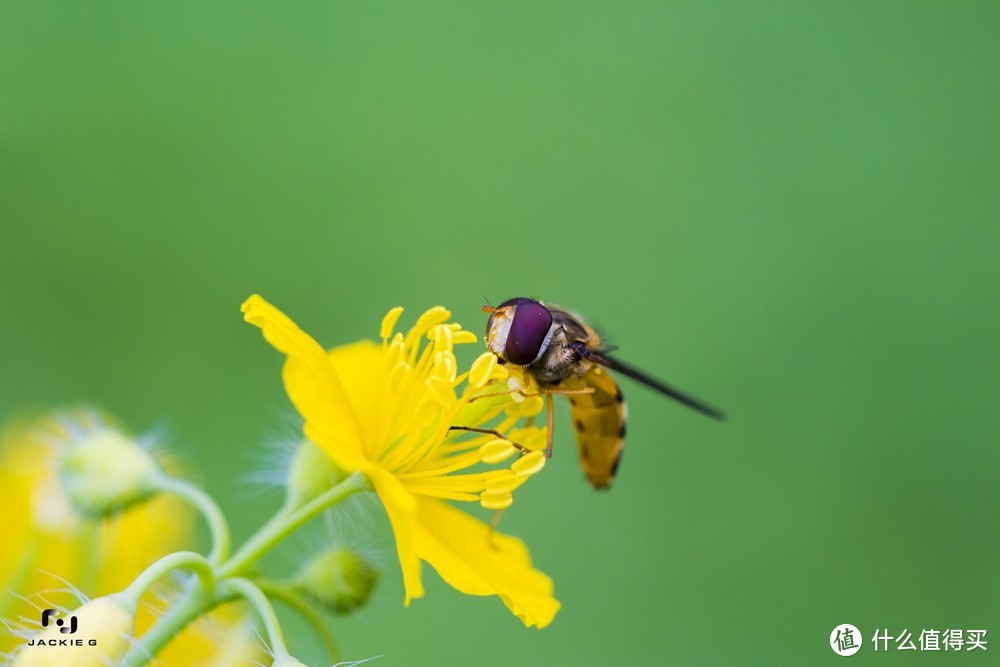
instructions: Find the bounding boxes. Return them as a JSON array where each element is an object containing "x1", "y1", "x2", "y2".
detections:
[
  {"x1": 470, "y1": 386, "x2": 595, "y2": 403},
  {"x1": 542, "y1": 387, "x2": 595, "y2": 396},
  {"x1": 447, "y1": 426, "x2": 531, "y2": 453},
  {"x1": 468, "y1": 387, "x2": 530, "y2": 402},
  {"x1": 545, "y1": 393, "x2": 555, "y2": 458}
]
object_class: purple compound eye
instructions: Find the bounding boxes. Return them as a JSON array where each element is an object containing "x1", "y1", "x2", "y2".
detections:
[
  {"x1": 505, "y1": 300, "x2": 553, "y2": 365},
  {"x1": 486, "y1": 298, "x2": 533, "y2": 342}
]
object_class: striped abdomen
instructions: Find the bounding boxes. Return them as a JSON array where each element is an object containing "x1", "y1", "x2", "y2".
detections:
[{"x1": 563, "y1": 366, "x2": 626, "y2": 489}]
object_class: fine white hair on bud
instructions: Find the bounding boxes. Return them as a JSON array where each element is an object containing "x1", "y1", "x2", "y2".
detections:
[
  {"x1": 12, "y1": 594, "x2": 135, "y2": 667},
  {"x1": 58, "y1": 427, "x2": 163, "y2": 517}
]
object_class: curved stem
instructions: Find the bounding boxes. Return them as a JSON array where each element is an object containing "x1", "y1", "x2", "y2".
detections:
[
  {"x1": 217, "y1": 472, "x2": 369, "y2": 579},
  {"x1": 225, "y1": 578, "x2": 290, "y2": 659},
  {"x1": 155, "y1": 474, "x2": 232, "y2": 564},
  {"x1": 122, "y1": 581, "x2": 228, "y2": 667},
  {"x1": 124, "y1": 472, "x2": 369, "y2": 666},
  {"x1": 256, "y1": 579, "x2": 341, "y2": 662},
  {"x1": 121, "y1": 551, "x2": 214, "y2": 608}
]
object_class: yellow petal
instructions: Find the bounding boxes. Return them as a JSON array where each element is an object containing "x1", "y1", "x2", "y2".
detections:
[
  {"x1": 303, "y1": 423, "x2": 369, "y2": 478},
  {"x1": 411, "y1": 497, "x2": 560, "y2": 628},
  {"x1": 328, "y1": 340, "x2": 385, "y2": 438},
  {"x1": 242, "y1": 295, "x2": 364, "y2": 455},
  {"x1": 367, "y1": 466, "x2": 421, "y2": 604}
]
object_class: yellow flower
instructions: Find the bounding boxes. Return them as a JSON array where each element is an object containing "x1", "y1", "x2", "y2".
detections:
[
  {"x1": 0, "y1": 410, "x2": 190, "y2": 654},
  {"x1": 242, "y1": 295, "x2": 560, "y2": 628}
]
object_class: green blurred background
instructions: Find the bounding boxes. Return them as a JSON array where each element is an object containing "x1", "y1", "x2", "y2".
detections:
[{"x1": 2, "y1": 2, "x2": 998, "y2": 665}]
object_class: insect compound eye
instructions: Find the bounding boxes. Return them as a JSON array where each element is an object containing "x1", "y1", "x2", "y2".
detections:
[
  {"x1": 505, "y1": 300, "x2": 553, "y2": 365},
  {"x1": 486, "y1": 297, "x2": 534, "y2": 345}
]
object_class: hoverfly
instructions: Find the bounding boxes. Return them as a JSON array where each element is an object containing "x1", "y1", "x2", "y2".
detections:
[{"x1": 482, "y1": 297, "x2": 724, "y2": 489}]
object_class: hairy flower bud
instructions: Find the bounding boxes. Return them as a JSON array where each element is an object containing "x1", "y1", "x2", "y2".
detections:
[
  {"x1": 13, "y1": 594, "x2": 134, "y2": 667},
  {"x1": 59, "y1": 428, "x2": 161, "y2": 516},
  {"x1": 295, "y1": 547, "x2": 379, "y2": 614},
  {"x1": 285, "y1": 439, "x2": 347, "y2": 509}
]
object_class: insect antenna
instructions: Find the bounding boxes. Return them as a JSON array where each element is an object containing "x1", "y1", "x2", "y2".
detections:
[{"x1": 480, "y1": 291, "x2": 494, "y2": 313}]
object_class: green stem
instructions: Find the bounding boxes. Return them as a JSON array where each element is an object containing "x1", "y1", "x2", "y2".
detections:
[
  {"x1": 225, "y1": 578, "x2": 290, "y2": 659},
  {"x1": 217, "y1": 472, "x2": 369, "y2": 579},
  {"x1": 126, "y1": 472, "x2": 369, "y2": 666},
  {"x1": 155, "y1": 474, "x2": 232, "y2": 564},
  {"x1": 121, "y1": 551, "x2": 214, "y2": 608},
  {"x1": 256, "y1": 579, "x2": 341, "y2": 662},
  {"x1": 121, "y1": 582, "x2": 226, "y2": 667}
]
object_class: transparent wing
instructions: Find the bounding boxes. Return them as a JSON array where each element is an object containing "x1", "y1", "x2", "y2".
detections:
[{"x1": 583, "y1": 348, "x2": 725, "y2": 421}]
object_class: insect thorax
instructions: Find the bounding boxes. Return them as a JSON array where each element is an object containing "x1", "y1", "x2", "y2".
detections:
[{"x1": 527, "y1": 314, "x2": 595, "y2": 385}]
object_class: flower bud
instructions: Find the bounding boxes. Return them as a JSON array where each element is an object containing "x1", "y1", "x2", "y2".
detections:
[
  {"x1": 14, "y1": 594, "x2": 134, "y2": 667},
  {"x1": 295, "y1": 547, "x2": 379, "y2": 614},
  {"x1": 285, "y1": 439, "x2": 347, "y2": 509},
  {"x1": 58, "y1": 428, "x2": 162, "y2": 517}
]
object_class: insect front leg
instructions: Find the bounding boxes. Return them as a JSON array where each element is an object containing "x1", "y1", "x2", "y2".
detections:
[
  {"x1": 469, "y1": 383, "x2": 596, "y2": 403},
  {"x1": 468, "y1": 386, "x2": 533, "y2": 403},
  {"x1": 446, "y1": 426, "x2": 532, "y2": 454}
]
